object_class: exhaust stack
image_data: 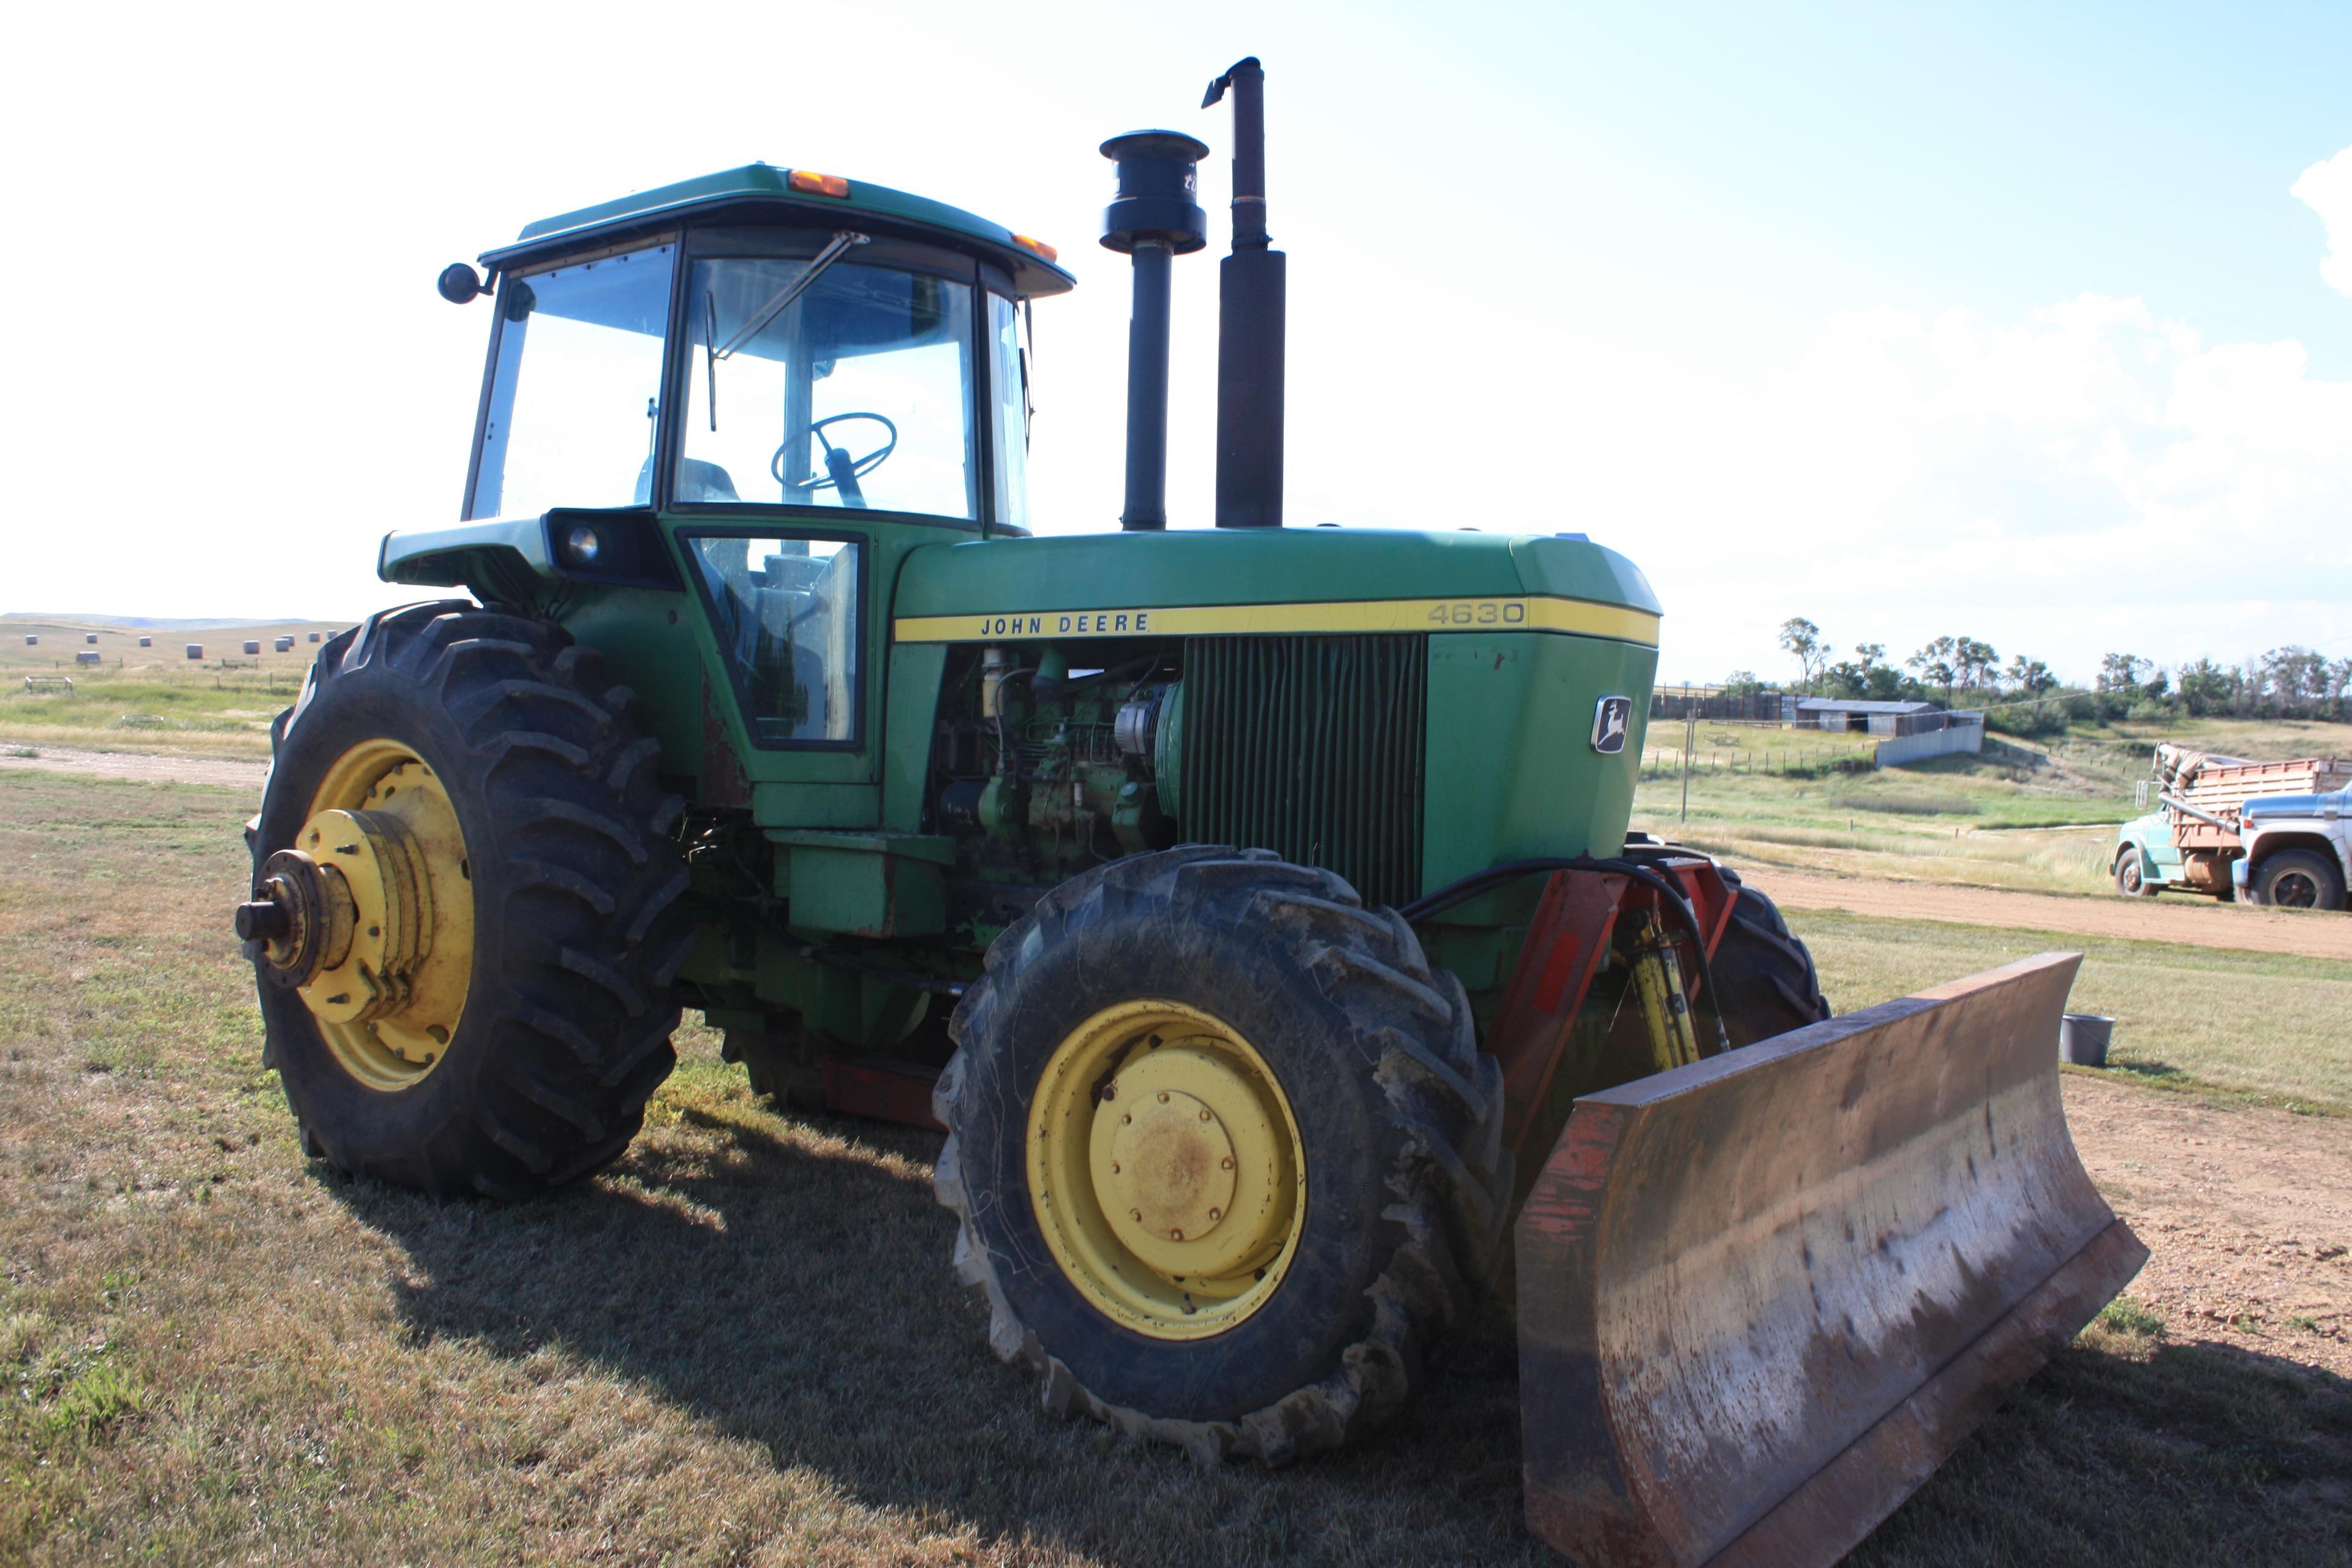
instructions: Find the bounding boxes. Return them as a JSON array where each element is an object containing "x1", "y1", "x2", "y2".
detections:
[
  {"x1": 1099, "y1": 131, "x2": 1208, "y2": 531},
  {"x1": 1204, "y1": 58, "x2": 1285, "y2": 528}
]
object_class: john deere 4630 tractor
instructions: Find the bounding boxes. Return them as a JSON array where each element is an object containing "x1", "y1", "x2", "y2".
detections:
[{"x1": 239, "y1": 61, "x2": 2143, "y2": 1566}]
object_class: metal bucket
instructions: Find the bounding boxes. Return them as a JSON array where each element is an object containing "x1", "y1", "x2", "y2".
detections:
[
  {"x1": 1516, "y1": 952, "x2": 2143, "y2": 1568},
  {"x1": 2060, "y1": 1014, "x2": 2113, "y2": 1068}
]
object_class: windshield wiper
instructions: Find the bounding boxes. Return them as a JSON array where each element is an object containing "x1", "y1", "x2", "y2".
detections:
[
  {"x1": 714, "y1": 231, "x2": 869, "y2": 361},
  {"x1": 704, "y1": 290, "x2": 719, "y2": 430}
]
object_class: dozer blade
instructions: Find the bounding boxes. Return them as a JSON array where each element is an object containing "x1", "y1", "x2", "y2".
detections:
[{"x1": 1516, "y1": 952, "x2": 2145, "y2": 1568}]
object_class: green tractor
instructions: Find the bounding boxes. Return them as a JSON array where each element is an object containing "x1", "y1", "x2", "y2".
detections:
[{"x1": 238, "y1": 61, "x2": 2142, "y2": 1565}]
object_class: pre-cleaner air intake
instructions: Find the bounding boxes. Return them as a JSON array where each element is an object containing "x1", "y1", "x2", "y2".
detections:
[{"x1": 1099, "y1": 130, "x2": 1208, "y2": 530}]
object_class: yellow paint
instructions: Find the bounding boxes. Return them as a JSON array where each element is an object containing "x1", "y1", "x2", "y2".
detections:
[
  {"x1": 894, "y1": 595, "x2": 1660, "y2": 647},
  {"x1": 296, "y1": 739, "x2": 473, "y2": 1091},
  {"x1": 1026, "y1": 1000, "x2": 1305, "y2": 1340},
  {"x1": 1630, "y1": 920, "x2": 1702, "y2": 1072}
]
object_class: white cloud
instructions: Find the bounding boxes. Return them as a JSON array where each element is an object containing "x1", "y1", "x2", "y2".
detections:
[
  {"x1": 2293, "y1": 145, "x2": 2352, "y2": 299},
  {"x1": 1566, "y1": 293, "x2": 2352, "y2": 684}
]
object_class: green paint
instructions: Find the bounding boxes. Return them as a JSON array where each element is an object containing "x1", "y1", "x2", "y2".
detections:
[
  {"x1": 892, "y1": 526, "x2": 1659, "y2": 620},
  {"x1": 1423, "y1": 630, "x2": 1659, "y2": 908},
  {"x1": 883, "y1": 643, "x2": 949, "y2": 833},
  {"x1": 489, "y1": 164, "x2": 1076, "y2": 300}
]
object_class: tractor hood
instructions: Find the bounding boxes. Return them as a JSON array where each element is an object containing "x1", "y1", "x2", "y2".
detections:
[{"x1": 889, "y1": 527, "x2": 1662, "y2": 647}]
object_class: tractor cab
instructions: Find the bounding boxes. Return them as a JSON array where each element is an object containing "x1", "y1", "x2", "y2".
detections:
[
  {"x1": 454, "y1": 164, "x2": 1071, "y2": 531},
  {"x1": 402, "y1": 165, "x2": 1075, "y2": 786}
]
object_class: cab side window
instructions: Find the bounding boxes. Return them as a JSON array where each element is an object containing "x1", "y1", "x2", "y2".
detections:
[{"x1": 687, "y1": 535, "x2": 862, "y2": 746}]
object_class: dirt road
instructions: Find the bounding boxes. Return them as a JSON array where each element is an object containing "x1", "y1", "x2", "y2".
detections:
[
  {"x1": 1744, "y1": 865, "x2": 2352, "y2": 960},
  {"x1": 0, "y1": 745, "x2": 268, "y2": 791},
  {"x1": 2065, "y1": 1073, "x2": 2351, "y2": 1376}
]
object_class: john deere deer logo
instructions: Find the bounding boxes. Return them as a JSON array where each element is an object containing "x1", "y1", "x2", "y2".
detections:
[{"x1": 1591, "y1": 696, "x2": 1632, "y2": 755}]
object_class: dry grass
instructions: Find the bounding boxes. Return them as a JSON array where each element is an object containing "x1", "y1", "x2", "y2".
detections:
[
  {"x1": 1786, "y1": 910, "x2": 2352, "y2": 1109},
  {"x1": 0, "y1": 614, "x2": 341, "y2": 759},
  {"x1": 1635, "y1": 715, "x2": 2352, "y2": 897},
  {"x1": 4, "y1": 771, "x2": 2348, "y2": 1566}
]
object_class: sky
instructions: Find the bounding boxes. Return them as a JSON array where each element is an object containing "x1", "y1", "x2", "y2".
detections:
[{"x1": 3, "y1": 0, "x2": 2347, "y2": 687}]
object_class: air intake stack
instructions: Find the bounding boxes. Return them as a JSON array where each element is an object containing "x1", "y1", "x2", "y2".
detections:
[
  {"x1": 1099, "y1": 130, "x2": 1209, "y2": 531},
  {"x1": 1204, "y1": 58, "x2": 1284, "y2": 528}
]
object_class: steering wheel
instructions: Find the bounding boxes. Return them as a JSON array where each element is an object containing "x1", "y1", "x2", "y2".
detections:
[{"x1": 773, "y1": 412, "x2": 897, "y2": 508}]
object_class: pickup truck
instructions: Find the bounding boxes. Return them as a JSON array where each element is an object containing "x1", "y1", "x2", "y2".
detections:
[{"x1": 2111, "y1": 744, "x2": 2350, "y2": 910}]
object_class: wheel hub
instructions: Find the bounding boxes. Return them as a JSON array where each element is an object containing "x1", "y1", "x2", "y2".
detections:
[
  {"x1": 1028, "y1": 1001, "x2": 1305, "y2": 1340},
  {"x1": 284, "y1": 806, "x2": 435, "y2": 1025},
  {"x1": 240, "y1": 746, "x2": 473, "y2": 1089},
  {"x1": 238, "y1": 847, "x2": 356, "y2": 987}
]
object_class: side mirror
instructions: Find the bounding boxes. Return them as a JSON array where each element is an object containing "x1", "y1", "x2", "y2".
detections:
[{"x1": 437, "y1": 263, "x2": 487, "y2": 304}]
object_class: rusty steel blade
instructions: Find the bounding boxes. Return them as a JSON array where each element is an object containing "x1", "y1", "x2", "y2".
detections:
[{"x1": 1516, "y1": 952, "x2": 2146, "y2": 1568}]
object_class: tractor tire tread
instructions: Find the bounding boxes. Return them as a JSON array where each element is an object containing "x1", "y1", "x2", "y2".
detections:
[
  {"x1": 253, "y1": 603, "x2": 688, "y2": 1200},
  {"x1": 1708, "y1": 866, "x2": 1831, "y2": 1044},
  {"x1": 935, "y1": 847, "x2": 1506, "y2": 1468}
]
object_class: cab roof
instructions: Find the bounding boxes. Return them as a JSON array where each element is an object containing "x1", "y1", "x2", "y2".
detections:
[{"x1": 478, "y1": 163, "x2": 1078, "y2": 300}]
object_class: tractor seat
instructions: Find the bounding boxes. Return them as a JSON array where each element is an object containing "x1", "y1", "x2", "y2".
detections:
[{"x1": 634, "y1": 458, "x2": 741, "y2": 505}]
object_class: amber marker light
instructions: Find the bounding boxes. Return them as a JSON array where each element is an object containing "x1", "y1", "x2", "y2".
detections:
[
  {"x1": 787, "y1": 170, "x2": 851, "y2": 198},
  {"x1": 1012, "y1": 233, "x2": 1060, "y2": 263}
]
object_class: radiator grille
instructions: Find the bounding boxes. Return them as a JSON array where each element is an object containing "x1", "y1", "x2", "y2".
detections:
[{"x1": 1178, "y1": 635, "x2": 1427, "y2": 908}]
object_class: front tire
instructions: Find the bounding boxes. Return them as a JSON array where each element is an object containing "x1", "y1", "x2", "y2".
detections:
[
  {"x1": 2114, "y1": 846, "x2": 2159, "y2": 899},
  {"x1": 252, "y1": 603, "x2": 693, "y2": 1197},
  {"x1": 934, "y1": 848, "x2": 1507, "y2": 1465}
]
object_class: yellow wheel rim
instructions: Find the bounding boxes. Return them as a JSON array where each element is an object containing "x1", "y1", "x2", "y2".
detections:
[
  {"x1": 1026, "y1": 1000, "x2": 1305, "y2": 1340},
  {"x1": 293, "y1": 738, "x2": 474, "y2": 1091}
]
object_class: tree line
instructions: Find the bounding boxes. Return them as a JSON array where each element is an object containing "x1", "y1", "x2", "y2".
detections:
[{"x1": 1731, "y1": 618, "x2": 2352, "y2": 734}]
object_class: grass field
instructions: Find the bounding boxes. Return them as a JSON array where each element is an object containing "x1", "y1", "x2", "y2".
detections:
[
  {"x1": 1635, "y1": 714, "x2": 2352, "y2": 897},
  {"x1": 4, "y1": 772, "x2": 2350, "y2": 1567},
  {"x1": 1789, "y1": 910, "x2": 2352, "y2": 1110},
  {"x1": 0, "y1": 614, "x2": 344, "y2": 759}
]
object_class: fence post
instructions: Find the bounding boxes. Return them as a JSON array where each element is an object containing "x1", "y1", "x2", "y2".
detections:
[{"x1": 1681, "y1": 711, "x2": 1694, "y2": 821}]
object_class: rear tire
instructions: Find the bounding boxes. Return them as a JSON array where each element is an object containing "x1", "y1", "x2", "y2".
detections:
[
  {"x1": 1710, "y1": 869, "x2": 1832, "y2": 1046},
  {"x1": 2250, "y1": 850, "x2": 2346, "y2": 911},
  {"x1": 934, "y1": 847, "x2": 1508, "y2": 1465},
  {"x1": 253, "y1": 602, "x2": 693, "y2": 1198}
]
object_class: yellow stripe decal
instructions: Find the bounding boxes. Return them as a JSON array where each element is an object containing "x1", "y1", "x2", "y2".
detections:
[{"x1": 894, "y1": 597, "x2": 1660, "y2": 647}]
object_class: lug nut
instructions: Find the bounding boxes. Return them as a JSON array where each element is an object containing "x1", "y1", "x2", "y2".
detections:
[
  {"x1": 1109, "y1": 1161, "x2": 1121, "y2": 1174},
  {"x1": 1169, "y1": 1227, "x2": 1185, "y2": 1241},
  {"x1": 1130, "y1": 1208, "x2": 1142, "y2": 1222},
  {"x1": 1221, "y1": 1156, "x2": 1234, "y2": 1170},
  {"x1": 1158, "y1": 1091, "x2": 1170, "y2": 1103},
  {"x1": 1199, "y1": 1108, "x2": 1212, "y2": 1121},
  {"x1": 1207, "y1": 1208, "x2": 1221, "y2": 1221}
]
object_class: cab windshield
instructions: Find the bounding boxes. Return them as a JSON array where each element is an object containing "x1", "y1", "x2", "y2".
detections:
[
  {"x1": 466, "y1": 234, "x2": 1023, "y2": 526},
  {"x1": 679, "y1": 254, "x2": 977, "y2": 519}
]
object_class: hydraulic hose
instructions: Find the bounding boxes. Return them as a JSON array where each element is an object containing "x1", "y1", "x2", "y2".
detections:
[{"x1": 1398, "y1": 855, "x2": 1732, "y2": 1055}]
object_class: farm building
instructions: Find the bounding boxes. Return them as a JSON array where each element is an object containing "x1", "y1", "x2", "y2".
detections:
[
  {"x1": 1795, "y1": 698, "x2": 1986, "y2": 763},
  {"x1": 1799, "y1": 698, "x2": 1943, "y2": 736}
]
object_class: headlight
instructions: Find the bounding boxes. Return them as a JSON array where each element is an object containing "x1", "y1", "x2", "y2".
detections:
[{"x1": 565, "y1": 525, "x2": 601, "y2": 564}]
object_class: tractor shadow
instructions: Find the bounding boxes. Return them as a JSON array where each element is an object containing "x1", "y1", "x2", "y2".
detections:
[
  {"x1": 332, "y1": 1104, "x2": 2352, "y2": 1568},
  {"x1": 331, "y1": 1099, "x2": 1547, "y2": 1567}
]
